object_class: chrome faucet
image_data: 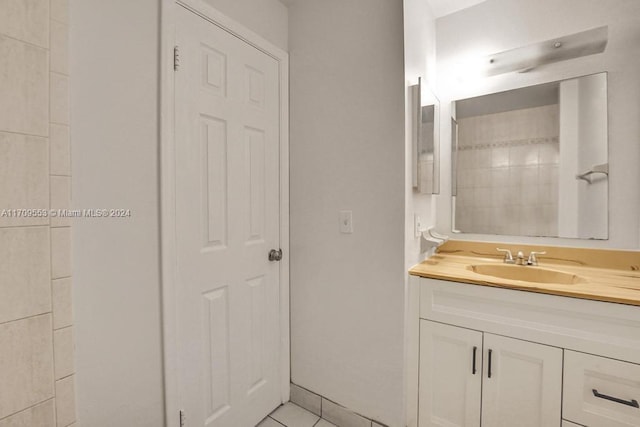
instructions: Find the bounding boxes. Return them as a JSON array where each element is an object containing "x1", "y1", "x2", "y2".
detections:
[
  {"x1": 497, "y1": 248, "x2": 515, "y2": 264},
  {"x1": 527, "y1": 251, "x2": 546, "y2": 266},
  {"x1": 497, "y1": 248, "x2": 546, "y2": 266}
]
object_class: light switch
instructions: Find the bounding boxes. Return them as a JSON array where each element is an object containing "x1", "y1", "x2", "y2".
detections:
[{"x1": 339, "y1": 210, "x2": 353, "y2": 233}]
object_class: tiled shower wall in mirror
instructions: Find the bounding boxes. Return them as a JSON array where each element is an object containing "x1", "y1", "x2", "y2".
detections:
[
  {"x1": 455, "y1": 104, "x2": 559, "y2": 236},
  {"x1": 0, "y1": 0, "x2": 76, "y2": 426}
]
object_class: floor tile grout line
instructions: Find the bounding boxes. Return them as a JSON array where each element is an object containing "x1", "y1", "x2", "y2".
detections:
[
  {"x1": 269, "y1": 401, "x2": 328, "y2": 427},
  {"x1": 267, "y1": 415, "x2": 287, "y2": 427},
  {"x1": 290, "y1": 385, "x2": 375, "y2": 426}
]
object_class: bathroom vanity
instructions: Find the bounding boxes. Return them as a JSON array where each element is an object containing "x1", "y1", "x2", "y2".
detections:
[{"x1": 409, "y1": 241, "x2": 640, "y2": 427}]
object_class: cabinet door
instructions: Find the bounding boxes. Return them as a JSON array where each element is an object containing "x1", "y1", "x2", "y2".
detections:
[
  {"x1": 419, "y1": 321, "x2": 482, "y2": 427},
  {"x1": 482, "y1": 334, "x2": 562, "y2": 427}
]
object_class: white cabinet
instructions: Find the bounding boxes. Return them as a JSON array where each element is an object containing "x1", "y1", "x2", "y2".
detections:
[
  {"x1": 419, "y1": 320, "x2": 562, "y2": 427},
  {"x1": 419, "y1": 321, "x2": 482, "y2": 427},
  {"x1": 411, "y1": 277, "x2": 640, "y2": 427},
  {"x1": 481, "y1": 334, "x2": 562, "y2": 427}
]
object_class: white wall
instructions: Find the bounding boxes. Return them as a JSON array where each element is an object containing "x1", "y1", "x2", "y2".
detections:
[
  {"x1": 404, "y1": 0, "x2": 437, "y2": 269},
  {"x1": 288, "y1": 1, "x2": 406, "y2": 425},
  {"x1": 202, "y1": 0, "x2": 288, "y2": 50},
  {"x1": 436, "y1": 0, "x2": 640, "y2": 249},
  {"x1": 70, "y1": 1, "x2": 164, "y2": 426},
  {"x1": 71, "y1": 1, "x2": 289, "y2": 425},
  {"x1": 403, "y1": 1, "x2": 436, "y2": 426}
]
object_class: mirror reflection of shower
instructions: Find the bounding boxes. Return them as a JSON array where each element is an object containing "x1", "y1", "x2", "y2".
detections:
[{"x1": 452, "y1": 72, "x2": 608, "y2": 240}]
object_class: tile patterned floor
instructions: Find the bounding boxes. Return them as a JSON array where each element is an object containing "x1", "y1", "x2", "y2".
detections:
[{"x1": 258, "y1": 402, "x2": 336, "y2": 427}]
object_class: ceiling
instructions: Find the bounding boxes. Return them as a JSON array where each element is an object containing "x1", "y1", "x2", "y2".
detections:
[{"x1": 426, "y1": 0, "x2": 487, "y2": 18}]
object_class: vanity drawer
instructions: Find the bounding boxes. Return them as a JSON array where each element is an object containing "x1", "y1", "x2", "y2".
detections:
[{"x1": 564, "y1": 350, "x2": 640, "y2": 427}]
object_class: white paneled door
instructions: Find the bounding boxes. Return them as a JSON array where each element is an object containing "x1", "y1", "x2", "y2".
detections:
[{"x1": 175, "y1": 5, "x2": 282, "y2": 426}]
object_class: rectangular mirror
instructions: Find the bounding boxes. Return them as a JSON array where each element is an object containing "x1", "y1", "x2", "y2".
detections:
[
  {"x1": 452, "y1": 72, "x2": 608, "y2": 239},
  {"x1": 412, "y1": 78, "x2": 440, "y2": 194}
]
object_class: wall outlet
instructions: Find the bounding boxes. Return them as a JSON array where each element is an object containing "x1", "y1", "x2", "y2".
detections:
[
  {"x1": 414, "y1": 214, "x2": 422, "y2": 237},
  {"x1": 340, "y1": 210, "x2": 353, "y2": 234}
]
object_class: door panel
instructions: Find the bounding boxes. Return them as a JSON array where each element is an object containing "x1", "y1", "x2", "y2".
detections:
[
  {"x1": 175, "y1": 6, "x2": 281, "y2": 426},
  {"x1": 419, "y1": 321, "x2": 483, "y2": 427},
  {"x1": 482, "y1": 334, "x2": 562, "y2": 427},
  {"x1": 202, "y1": 116, "x2": 228, "y2": 249},
  {"x1": 202, "y1": 287, "x2": 231, "y2": 420}
]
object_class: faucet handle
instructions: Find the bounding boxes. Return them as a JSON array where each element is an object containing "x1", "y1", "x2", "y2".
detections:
[
  {"x1": 496, "y1": 248, "x2": 514, "y2": 264},
  {"x1": 527, "y1": 251, "x2": 547, "y2": 265}
]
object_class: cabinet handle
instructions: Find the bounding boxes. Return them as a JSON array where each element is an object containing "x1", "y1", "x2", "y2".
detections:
[
  {"x1": 472, "y1": 346, "x2": 477, "y2": 375},
  {"x1": 488, "y1": 349, "x2": 493, "y2": 378},
  {"x1": 592, "y1": 389, "x2": 639, "y2": 408}
]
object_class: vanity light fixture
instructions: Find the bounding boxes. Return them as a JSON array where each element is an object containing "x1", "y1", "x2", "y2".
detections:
[{"x1": 483, "y1": 26, "x2": 608, "y2": 76}]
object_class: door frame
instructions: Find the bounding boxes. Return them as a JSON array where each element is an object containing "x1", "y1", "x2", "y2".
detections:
[{"x1": 160, "y1": 0, "x2": 290, "y2": 424}]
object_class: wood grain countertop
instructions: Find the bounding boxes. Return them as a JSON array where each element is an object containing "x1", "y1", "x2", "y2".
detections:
[{"x1": 409, "y1": 240, "x2": 640, "y2": 306}]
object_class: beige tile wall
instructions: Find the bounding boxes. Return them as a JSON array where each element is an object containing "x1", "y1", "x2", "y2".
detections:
[
  {"x1": 455, "y1": 105, "x2": 559, "y2": 237},
  {"x1": 0, "y1": 1, "x2": 75, "y2": 425}
]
